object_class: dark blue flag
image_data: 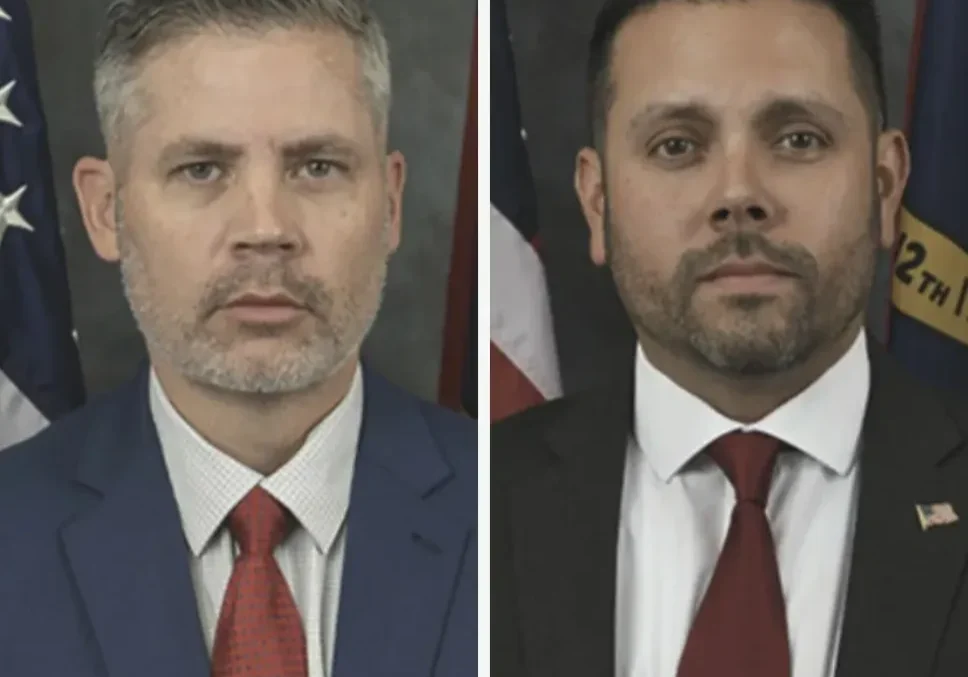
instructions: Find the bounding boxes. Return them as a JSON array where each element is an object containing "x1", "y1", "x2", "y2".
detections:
[
  {"x1": 889, "y1": 0, "x2": 968, "y2": 392},
  {"x1": 0, "y1": 0, "x2": 85, "y2": 448}
]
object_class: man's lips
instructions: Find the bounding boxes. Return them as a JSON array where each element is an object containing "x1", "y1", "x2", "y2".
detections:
[
  {"x1": 224, "y1": 293, "x2": 305, "y2": 309},
  {"x1": 219, "y1": 293, "x2": 309, "y2": 324},
  {"x1": 699, "y1": 261, "x2": 796, "y2": 281}
]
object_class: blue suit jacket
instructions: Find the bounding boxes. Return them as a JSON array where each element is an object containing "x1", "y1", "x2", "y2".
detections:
[{"x1": 0, "y1": 366, "x2": 477, "y2": 677}]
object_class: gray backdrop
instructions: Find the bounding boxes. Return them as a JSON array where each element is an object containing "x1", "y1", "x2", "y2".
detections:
[
  {"x1": 31, "y1": 0, "x2": 475, "y2": 400},
  {"x1": 506, "y1": 0, "x2": 914, "y2": 393}
]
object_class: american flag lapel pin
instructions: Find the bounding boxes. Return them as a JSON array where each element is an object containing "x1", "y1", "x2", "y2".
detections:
[{"x1": 916, "y1": 502, "x2": 960, "y2": 531}]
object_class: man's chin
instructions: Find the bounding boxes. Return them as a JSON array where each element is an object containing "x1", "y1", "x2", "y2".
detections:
[
  {"x1": 175, "y1": 345, "x2": 335, "y2": 391},
  {"x1": 682, "y1": 311, "x2": 803, "y2": 367},
  {"x1": 690, "y1": 291, "x2": 805, "y2": 329},
  {"x1": 694, "y1": 288, "x2": 793, "y2": 313},
  {"x1": 688, "y1": 325, "x2": 808, "y2": 373},
  {"x1": 188, "y1": 364, "x2": 329, "y2": 395}
]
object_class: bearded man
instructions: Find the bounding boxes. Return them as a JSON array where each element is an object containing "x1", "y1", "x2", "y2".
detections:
[
  {"x1": 492, "y1": 1, "x2": 968, "y2": 676},
  {"x1": 0, "y1": 2, "x2": 475, "y2": 676}
]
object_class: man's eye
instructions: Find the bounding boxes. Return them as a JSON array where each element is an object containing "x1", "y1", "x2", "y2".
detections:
[
  {"x1": 653, "y1": 137, "x2": 697, "y2": 159},
  {"x1": 299, "y1": 160, "x2": 336, "y2": 179},
  {"x1": 180, "y1": 162, "x2": 222, "y2": 182},
  {"x1": 778, "y1": 131, "x2": 826, "y2": 151}
]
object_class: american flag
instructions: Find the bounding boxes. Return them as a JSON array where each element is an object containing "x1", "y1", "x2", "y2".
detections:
[
  {"x1": 0, "y1": 0, "x2": 85, "y2": 449},
  {"x1": 490, "y1": 0, "x2": 561, "y2": 421},
  {"x1": 916, "y1": 502, "x2": 959, "y2": 530}
]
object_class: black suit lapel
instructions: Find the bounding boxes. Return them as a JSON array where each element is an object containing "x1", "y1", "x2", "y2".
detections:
[
  {"x1": 835, "y1": 342, "x2": 968, "y2": 677},
  {"x1": 509, "y1": 377, "x2": 632, "y2": 677}
]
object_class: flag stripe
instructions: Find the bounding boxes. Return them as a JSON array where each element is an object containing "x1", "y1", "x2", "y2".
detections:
[
  {"x1": 490, "y1": 204, "x2": 561, "y2": 400},
  {"x1": 490, "y1": 0, "x2": 561, "y2": 420},
  {"x1": 438, "y1": 19, "x2": 477, "y2": 416},
  {"x1": 490, "y1": 344, "x2": 545, "y2": 421},
  {"x1": 0, "y1": 365, "x2": 46, "y2": 448}
]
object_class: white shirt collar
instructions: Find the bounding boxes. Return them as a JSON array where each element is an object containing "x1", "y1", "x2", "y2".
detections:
[
  {"x1": 633, "y1": 331, "x2": 869, "y2": 481},
  {"x1": 150, "y1": 364, "x2": 364, "y2": 557}
]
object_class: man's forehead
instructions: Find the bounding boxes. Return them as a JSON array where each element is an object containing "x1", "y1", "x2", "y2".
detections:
[
  {"x1": 134, "y1": 25, "x2": 365, "y2": 103},
  {"x1": 609, "y1": 0, "x2": 854, "y2": 97},
  {"x1": 125, "y1": 29, "x2": 372, "y2": 149}
]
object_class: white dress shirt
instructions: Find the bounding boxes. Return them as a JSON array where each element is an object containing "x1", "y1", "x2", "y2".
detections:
[
  {"x1": 149, "y1": 364, "x2": 364, "y2": 677},
  {"x1": 616, "y1": 331, "x2": 870, "y2": 677}
]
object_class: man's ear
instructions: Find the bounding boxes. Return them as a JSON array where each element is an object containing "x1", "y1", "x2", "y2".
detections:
[
  {"x1": 384, "y1": 150, "x2": 406, "y2": 253},
  {"x1": 874, "y1": 129, "x2": 912, "y2": 250},
  {"x1": 73, "y1": 156, "x2": 120, "y2": 261},
  {"x1": 575, "y1": 146, "x2": 608, "y2": 266}
]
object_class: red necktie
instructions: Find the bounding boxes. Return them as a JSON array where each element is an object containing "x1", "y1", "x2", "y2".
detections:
[
  {"x1": 677, "y1": 431, "x2": 791, "y2": 677},
  {"x1": 211, "y1": 487, "x2": 308, "y2": 677}
]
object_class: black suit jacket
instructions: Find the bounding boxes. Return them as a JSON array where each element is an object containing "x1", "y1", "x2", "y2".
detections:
[{"x1": 492, "y1": 338, "x2": 968, "y2": 677}]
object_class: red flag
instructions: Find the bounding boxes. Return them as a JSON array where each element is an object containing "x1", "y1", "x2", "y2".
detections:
[{"x1": 438, "y1": 20, "x2": 477, "y2": 416}]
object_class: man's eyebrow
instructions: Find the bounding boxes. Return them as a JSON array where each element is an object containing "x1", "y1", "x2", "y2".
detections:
[
  {"x1": 157, "y1": 138, "x2": 245, "y2": 167},
  {"x1": 627, "y1": 101, "x2": 716, "y2": 137},
  {"x1": 752, "y1": 96, "x2": 848, "y2": 129},
  {"x1": 279, "y1": 135, "x2": 361, "y2": 162},
  {"x1": 626, "y1": 95, "x2": 849, "y2": 139},
  {"x1": 156, "y1": 134, "x2": 364, "y2": 168}
]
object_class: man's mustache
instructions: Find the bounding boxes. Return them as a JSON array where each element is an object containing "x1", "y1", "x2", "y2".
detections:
[
  {"x1": 198, "y1": 265, "x2": 332, "y2": 317},
  {"x1": 676, "y1": 232, "x2": 819, "y2": 288}
]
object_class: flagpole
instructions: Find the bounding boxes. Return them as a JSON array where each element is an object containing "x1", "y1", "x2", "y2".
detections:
[{"x1": 885, "y1": 0, "x2": 930, "y2": 347}]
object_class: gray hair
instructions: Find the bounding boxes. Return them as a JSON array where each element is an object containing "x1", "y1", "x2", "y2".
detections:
[{"x1": 93, "y1": 0, "x2": 391, "y2": 156}]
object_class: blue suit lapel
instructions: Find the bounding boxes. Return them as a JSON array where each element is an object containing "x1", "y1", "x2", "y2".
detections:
[
  {"x1": 60, "y1": 367, "x2": 209, "y2": 677},
  {"x1": 333, "y1": 370, "x2": 473, "y2": 677}
]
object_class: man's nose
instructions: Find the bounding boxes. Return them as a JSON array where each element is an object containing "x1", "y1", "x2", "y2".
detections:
[
  {"x1": 707, "y1": 147, "x2": 781, "y2": 233},
  {"x1": 229, "y1": 181, "x2": 305, "y2": 258}
]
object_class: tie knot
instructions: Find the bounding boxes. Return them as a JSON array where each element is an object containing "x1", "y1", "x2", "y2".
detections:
[
  {"x1": 707, "y1": 431, "x2": 781, "y2": 505},
  {"x1": 227, "y1": 487, "x2": 294, "y2": 556}
]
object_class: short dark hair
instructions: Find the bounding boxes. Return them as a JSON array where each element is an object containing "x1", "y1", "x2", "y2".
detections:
[{"x1": 586, "y1": 0, "x2": 887, "y2": 149}]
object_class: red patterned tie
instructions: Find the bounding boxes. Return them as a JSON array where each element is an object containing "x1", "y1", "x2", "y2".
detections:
[
  {"x1": 211, "y1": 487, "x2": 308, "y2": 677},
  {"x1": 677, "y1": 432, "x2": 790, "y2": 677}
]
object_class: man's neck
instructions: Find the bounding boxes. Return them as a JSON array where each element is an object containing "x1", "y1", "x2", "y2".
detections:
[
  {"x1": 152, "y1": 357, "x2": 359, "y2": 475},
  {"x1": 639, "y1": 321, "x2": 864, "y2": 424}
]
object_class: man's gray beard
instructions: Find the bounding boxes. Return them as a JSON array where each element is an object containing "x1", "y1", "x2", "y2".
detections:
[
  {"x1": 115, "y1": 202, "x2": 387, "y2": 395},
  {"x1": 605, "y1": 200, "x2": 878, "y2": 377}
]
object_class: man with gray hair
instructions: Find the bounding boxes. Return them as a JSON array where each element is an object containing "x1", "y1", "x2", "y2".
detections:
[{"x1": 0, "y1": 1, "x2": 476, "y2": 676}]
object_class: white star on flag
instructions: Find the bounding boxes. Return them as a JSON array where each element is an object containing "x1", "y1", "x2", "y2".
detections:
[
  {"x1": 0, "y1": 80, "x2": 22, "y2": 127},
  {"x1": 0, "y1": 185, "x2": 34, "y2": 244}
]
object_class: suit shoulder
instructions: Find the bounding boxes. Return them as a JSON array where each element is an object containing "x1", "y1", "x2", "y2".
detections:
[
  {"x1": 416, "y1": 398, "x2": 475, "y2": 442},
  {"x1": 0, "y1": 392, "x2": 112, "y2": 488},
  {"x1": 399, "y1": 397, "x2": 477, "y2": 522},
  {"x1": 492, "y1": 395, "x2": 578, "y2": 444},
  {"x1": 0, "y1": 384, "x2": 133, "y2": 529},
  {"x1": 490, "y1": 392, "x2": 597, "y2": 478},
  {"x1": 368, "y1": 371, "x2": 476, "y2": 476},
  {"x1": 415, "y1": 398, "x2": 476, "y2": 477},
  {"x1": 866, "y1": 347, "x2": 968, "y2": 461}
]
